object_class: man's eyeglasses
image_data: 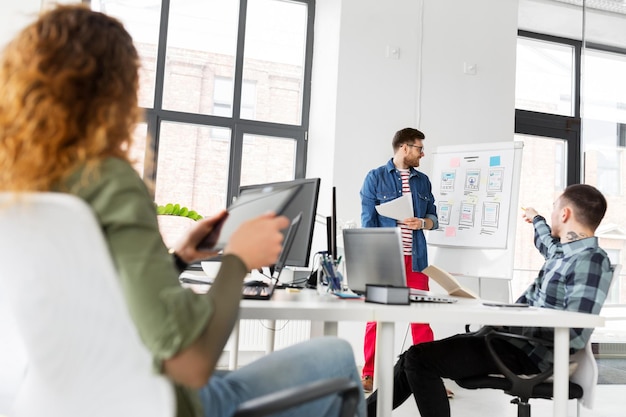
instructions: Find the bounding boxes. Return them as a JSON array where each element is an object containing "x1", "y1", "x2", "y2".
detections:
[{"x1": 406, "y1": 144, "x2": 424, "y2": 153}]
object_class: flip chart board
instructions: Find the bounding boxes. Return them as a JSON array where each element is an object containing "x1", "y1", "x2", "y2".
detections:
[{"x1": 427, "y1": 141, "x2": 523, "y2": 279}]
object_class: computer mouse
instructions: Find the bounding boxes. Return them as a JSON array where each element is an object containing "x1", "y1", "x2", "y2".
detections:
[{"x1": 243, "y1": 280, "x2": 269, "y2": 287}]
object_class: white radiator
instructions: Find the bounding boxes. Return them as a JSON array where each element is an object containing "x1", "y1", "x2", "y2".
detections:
[
  {"x1": 232, "y1": 319, "x2": 311, "y2": 351},
  {"x1": 596, "y1": 342, "x2": 626, "y2": 358}
]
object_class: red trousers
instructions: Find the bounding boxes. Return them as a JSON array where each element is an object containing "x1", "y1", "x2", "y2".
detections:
[{"x1": 362, "y1": 255, "x2": 434, "y2": 378}]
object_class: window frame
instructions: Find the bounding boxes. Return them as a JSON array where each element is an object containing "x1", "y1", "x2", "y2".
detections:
[
  {"x1": 142, "y1": 0, "x2": 315, "y2": 204},
  {"x1": 516, "y1": 30, "x2": 626, "y2": 185},
  {"x1": 515, "y1": 30, "x2": 582, "y2": 185}
]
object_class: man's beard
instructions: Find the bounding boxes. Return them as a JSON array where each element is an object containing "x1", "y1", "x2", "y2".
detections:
[{"x1": 404, "y1": 156, "x2": 419, "y2": 168}]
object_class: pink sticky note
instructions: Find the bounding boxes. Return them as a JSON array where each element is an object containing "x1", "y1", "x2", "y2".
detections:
[
  {"x1": 445, "y1": 227, "x2": 456, "y2": 237},
  {"x1": 450, "y1": 157, "x2": 461, "y2": 168}
]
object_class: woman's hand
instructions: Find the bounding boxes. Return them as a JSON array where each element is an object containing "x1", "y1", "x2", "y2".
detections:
[
  {"x1": 171, "y1": 210, "x2": 229, "y2": 263},
  {"x1": 224, "y1": 212, "x2": 290, "y2": 270}
]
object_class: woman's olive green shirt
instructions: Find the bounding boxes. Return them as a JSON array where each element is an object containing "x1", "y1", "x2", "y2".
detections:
[{"x1": 60, "y1": 157, "x2": 246, "y2": 417}]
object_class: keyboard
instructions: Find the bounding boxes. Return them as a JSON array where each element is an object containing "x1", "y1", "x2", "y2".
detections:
[{"x1": 242, "y1": 284, "x2": 274, "y2": 300}]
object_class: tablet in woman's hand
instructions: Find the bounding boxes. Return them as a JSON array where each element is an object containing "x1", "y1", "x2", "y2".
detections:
[
  {"x1": 198, "y1": 184, "x2": 300, "y2": 251},
  {"x1": 196, "y1": 214, "x2": 228, "y2": 250}
]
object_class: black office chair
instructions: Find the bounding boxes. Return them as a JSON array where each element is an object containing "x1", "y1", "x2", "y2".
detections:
[
  {"x1": 455, "y1": 329, "x2": 595, "y2": 417},
  {"x1": 234, "y1": 377, "x2": 361, "y2": 417}
]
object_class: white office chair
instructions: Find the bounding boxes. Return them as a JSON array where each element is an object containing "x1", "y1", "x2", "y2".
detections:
[
  {"x1": 0, "y1": 289, "x2": 28, "y2": 413},
  {"x1": 569, "y1": 338, "x2": 597, "y2": 411},
  {"x1": 0, "y1": 192, "x2": 176, "y2": 417},
  {"x1": 0, "y1": 192, "x2": 362, "y2": 417}
]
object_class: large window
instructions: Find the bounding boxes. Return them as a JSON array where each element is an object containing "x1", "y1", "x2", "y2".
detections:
[
  {"x1": 514, "y1": 30, "x2": 626, "y2": 305},
  {"x1": 516, "y1": 37, "x2": 576, "y2": 117},
  {"x1": 92, "y1": 0, "x2": 315, "y2": 245}
]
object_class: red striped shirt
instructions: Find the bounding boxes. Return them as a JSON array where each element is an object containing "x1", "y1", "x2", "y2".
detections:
[{"x1": 398, "y1": 169, "x2": 412, "y2": 255}]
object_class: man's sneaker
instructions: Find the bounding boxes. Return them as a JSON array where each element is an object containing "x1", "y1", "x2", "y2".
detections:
[{"x1": 361, "y1": 375, "x2": 373, "y2": 392}]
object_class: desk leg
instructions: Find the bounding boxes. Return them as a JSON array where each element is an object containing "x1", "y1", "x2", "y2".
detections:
[
  {"x1": 375, "y1": 321, "x2": 394, "y2": 417},
  {"x1": 265, "y1": 319, "x2": 276, "y2": 354},
  {"x1": 323, "y1": 321, "x2": 338, "y2": 336},
  {"x1": 311, "y1": 321, "x2": 338, "y2": 337},
  {"x1": 229, "y1": 320, "x2": 240, "y2": 370},
  {"x1": 553, "y1": 327, "x2": 568, "y2": 417}
]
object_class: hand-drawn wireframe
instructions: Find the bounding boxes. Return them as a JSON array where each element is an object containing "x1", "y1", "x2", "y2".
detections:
[
  {"x1": 459, "y1": 202, "x2": 475, "y2": 227},
  {"x1": 487, "y1": 167, "x2": 505, "y2": 192},
  {"x1": 481, "y1": 201, "x2": 500, "y2": 227},
  {"x1": 438, "y1": 203, "x2": 452, "y2": 225},
  {"x1": 464, "y1": 169, "x2": 480, "y2": 192},
  {"x1": 440, "y1": 171, "x2": 456, "y2": 193}
]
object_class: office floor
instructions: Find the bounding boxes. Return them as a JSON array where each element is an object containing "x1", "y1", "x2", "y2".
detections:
[
  {"x1": 386, "y1": 380, "x2": 624, "y2": 417},
  {"x1": 1, "y1": 370, "x2": 623, "y2": 416}
]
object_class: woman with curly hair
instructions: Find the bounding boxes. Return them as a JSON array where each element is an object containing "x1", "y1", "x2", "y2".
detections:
[{"x1": 0, "y1": 5, "x2": 365, "y2": 417}]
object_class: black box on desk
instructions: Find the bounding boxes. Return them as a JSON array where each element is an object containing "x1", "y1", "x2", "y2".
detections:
[{"x1": 365, "y1": 285, "x2": 409, "y2": 305}]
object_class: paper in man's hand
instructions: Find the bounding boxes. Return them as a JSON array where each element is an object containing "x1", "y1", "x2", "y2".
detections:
[{"x1": 375, "y1": 194, "x2": 414, "y2": 221}]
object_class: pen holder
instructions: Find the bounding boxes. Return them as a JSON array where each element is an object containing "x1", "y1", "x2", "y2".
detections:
[{"x1": 316, "y1": 253, "x2": 344, "y2": 295}]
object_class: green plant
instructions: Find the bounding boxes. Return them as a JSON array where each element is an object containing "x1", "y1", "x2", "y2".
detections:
[{"x1": 155, "y1": 203, "x2": 203, "y2": 221}]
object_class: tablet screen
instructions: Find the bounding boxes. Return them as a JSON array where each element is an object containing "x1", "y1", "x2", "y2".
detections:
[{"x1": 206, "y1": 184, "x2": 300, "y2": 250}]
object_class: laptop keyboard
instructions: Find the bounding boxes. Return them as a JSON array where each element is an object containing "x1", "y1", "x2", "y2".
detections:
[{"x1": 242, "y1": 284, "x2": 273, "y2": 300}]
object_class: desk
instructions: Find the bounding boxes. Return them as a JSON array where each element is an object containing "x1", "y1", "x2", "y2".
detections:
[{"x1": 238, "y1": 289, "x2": 604, "y2": 417}]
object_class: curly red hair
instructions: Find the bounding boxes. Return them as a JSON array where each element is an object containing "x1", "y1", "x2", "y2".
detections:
[{"x1": 0, "y1": 4, "x2": 142, "y2": 191}]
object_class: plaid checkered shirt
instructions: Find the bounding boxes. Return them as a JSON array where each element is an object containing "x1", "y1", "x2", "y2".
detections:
[{"x1": 502, "y1": 215, "x2": 614, "y2": 371}]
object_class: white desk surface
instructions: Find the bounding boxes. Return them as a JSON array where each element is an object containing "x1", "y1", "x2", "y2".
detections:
[
  {"x1": 241, "y1": 288, "x2": 603, "y2": 327},
  {"x1": 240, "y1": 289, "x2": 374, "y2": 321},
  {"x1": 238, "y1": 289, "x2": 605, "y2": 417}
]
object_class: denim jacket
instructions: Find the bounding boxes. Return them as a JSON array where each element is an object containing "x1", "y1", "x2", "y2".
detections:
[{"x1": 360, "y1": 158, "x2": 438, "y2": 272}]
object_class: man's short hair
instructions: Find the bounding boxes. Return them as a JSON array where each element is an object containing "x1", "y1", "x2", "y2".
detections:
[
  {"x1": 392, "y1": 128, "x2": 425, "y2": 151},
  {"x1": 560, "y1": 184, "x2": 607, "y2": 230}
]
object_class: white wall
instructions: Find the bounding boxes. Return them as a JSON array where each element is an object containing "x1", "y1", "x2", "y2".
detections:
[
  {"x1": 419, "y1": 0, "x2": 518, "y2": 172},
  {"x1": 0, "y1": 0, "x2": 41, "y2": 49}
]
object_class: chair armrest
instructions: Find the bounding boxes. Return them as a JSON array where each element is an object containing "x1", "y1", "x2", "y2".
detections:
[
  {"x1": 233, "y1": 377, "x2": 360, "y2": 417},
  {"x1": 484, "y1": 329, "x2": 554, "y2": 399}
]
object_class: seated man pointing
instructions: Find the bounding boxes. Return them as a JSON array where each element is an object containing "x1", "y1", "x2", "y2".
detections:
[{"x1": 366, "y1": 184, "x2": 614, "y2": 417}]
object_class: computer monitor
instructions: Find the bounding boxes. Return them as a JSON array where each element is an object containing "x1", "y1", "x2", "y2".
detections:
[
  {"x1": 238, "y1": 178, "x2": 321, "y2": 268},
  {"x1": 324, "y1": 185, "x2": 338, "y2": 261}
]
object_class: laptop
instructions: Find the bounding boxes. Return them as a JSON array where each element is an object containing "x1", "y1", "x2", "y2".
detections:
[
  {"x1": 242, "y1": 212, "x2": 302, "y2": 300},
  {"x1": 408, "y1": 288, "x2": 458, "y2": 304},
  {"x1": 342, "y1": 227, "x2": 457, "y2": 303}
]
